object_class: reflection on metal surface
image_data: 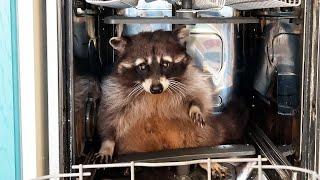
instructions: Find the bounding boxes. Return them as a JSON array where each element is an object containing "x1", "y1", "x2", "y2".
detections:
[
  {"x1": 148, "y1": 0, "x2": 226, "y2": 10},
  {"x1": 104, "y1": 16, "x2": 259, "y2": 25},
  {"x1": 85, "y1": 97, "x2": 97, "y2": 142},
  {"x1": 122, "y1": 0, "x2": 172, "y2": 36},
  {"x1": 249, "y1": 124, "x2": 292, "y2": 179},
  {"x1": 187, "y1": 22, "x2": 235, "y2": 112},
  {"x1": 300, "y1": 0, "x2": 320, "y2": 176},
  {"x1": 225, "y1": 0, "x2": 301, "y2": 10},
  {"x1": 253, "y1": 22, "x2": 300, "y2": 115},
  {"x1": 114, "y1": 144, "x2": 255, "y2": 163},
  {"x1": 85, "y1": 0, "x2": 139, "y2": 8}
]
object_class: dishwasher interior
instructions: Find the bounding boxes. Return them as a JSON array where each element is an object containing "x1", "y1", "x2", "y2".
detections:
[{"x1": 55, "y1": 0, "x2": 316, "y2": 179}]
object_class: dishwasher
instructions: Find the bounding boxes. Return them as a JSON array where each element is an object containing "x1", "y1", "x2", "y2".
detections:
[{"x1": 36, "y1": 0, "x2": 320, "y2": 179}]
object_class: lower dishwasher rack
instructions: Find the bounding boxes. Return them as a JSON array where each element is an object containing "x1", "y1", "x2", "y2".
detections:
[
  {"x1": 32, "y1": 142, "x2": 320, "y2": 180},
  {"x1": 32, "y1": 156, "x2": 320, "y2": 180}
]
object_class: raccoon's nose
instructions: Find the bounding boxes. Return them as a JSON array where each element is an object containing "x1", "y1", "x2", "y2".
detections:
[{"x1": 150, "y1": 84, "x2": 163, "y2": 94}]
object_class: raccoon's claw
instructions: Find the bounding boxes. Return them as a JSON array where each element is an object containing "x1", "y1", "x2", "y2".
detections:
[
  {"x1": 211, "y1": 163, "x2": 229, "y2": 178},
  {"x1": 191, "y1": 112, "x2": 205, "y2": 127},
  {"x1": 189, "y1": 105, "x2": 205, "y2": 127},
  {"x1": 94, "y1": 153, "x2": 112, "y2": 164},
  {"x1": 95, "y1": 140, "x2": 115, "y2": 164},
  {"x1": 199, "y1": 163, "x2": 230, "y2": 179}
]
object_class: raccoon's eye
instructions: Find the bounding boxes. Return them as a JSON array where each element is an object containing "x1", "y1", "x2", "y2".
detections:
[
  {"x1": 161, "y1": 62, "x2": 170, "y2": 69},
  {"x1": 138, "y1": 63, "x2": 148, "y2": 72}
]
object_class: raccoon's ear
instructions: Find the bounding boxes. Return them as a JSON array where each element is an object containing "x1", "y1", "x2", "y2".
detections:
[
  {"x1": 173, "y1": 26, "x2": 190, "y2": 46},
  {"x1": 109, "y1": 37, "x2": 127, "y2": 54}
]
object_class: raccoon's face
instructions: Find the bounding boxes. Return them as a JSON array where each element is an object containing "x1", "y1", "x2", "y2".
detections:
[{"x1": 109, "y1": 27, "x2": 191, "y2": 94}]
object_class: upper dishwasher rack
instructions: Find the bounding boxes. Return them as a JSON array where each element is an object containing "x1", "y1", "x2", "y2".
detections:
[
  {"x1": 225, "y1": 0, "x2": 301, "y2": 10},
  {"x1": 85, "y1": 0, "x2": 139, "y2": 8},
  {"x1": 85, "y1": 0, "x2": 301, "y2": 10},
  {"x1": 85, "y1": 0, "x2": 226, "y2": 9}
]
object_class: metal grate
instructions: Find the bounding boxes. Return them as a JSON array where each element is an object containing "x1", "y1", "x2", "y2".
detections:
[
  {"x1": 225, "y1": 0, "x2": 301, "y2": 10},
  {"x1": 31, "y1": 156, "x2": 320, "y2": 180}
]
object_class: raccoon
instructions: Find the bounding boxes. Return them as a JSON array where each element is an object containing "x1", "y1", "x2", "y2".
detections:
[{"x1": 97, "y1": 27, "x2": 230, "y2": 161}]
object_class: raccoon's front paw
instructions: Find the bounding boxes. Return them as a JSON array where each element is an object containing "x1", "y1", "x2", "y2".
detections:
[
  {"x1": 95, "y1": 140, "x2": 115, "y2": 164},
  {"x1": 211, "y1": 163, "x2": 230, "y2": 178},
  {"x1": 189, "y1": 105, "x2": 205, "y2": 127},
  {"x1": 199, "y1": 163, "x2": 230, "y2": 178}
]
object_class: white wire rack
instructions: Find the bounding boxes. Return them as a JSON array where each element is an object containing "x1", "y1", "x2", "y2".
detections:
[
  {"x1": 225, "y1": 0, "x2": 301, "y2": 10},
  {"x1": 85, "y1": 0, "x2": 302, "y2": 10},
  {"x1": 191, "y1": 0, "x2": 226, "y2": 10},
  {"x1": 86, "y1": 0, "x2": 226, "y2": 10},
  {"x1": 32, "y1": 155, "x2": 320, "y2": 180},
  {"x1": 85, "y1": 0, "x2": 139, "y2": 8}
]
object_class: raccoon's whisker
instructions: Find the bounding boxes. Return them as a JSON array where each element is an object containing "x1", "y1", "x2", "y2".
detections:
[
  {"x1": 169, "y1": 86, "x2": 183, "y2": 100},
  {"x1": 169, "y1": 83, "x2": 183, "y2": 92},
  {"x1": 175, "y1": 81, "x2": 187, "y2": 87},
  {"x1": 131, "y1": 86, "x2": 143, "y2": 98},
  {"x1": 125, "y1": 85, "x2": 143, "y2": 102},
  {"x1": 168, "y1": 87, "x2": 181, "y2": 104},
  {"x1": 170, "y1": 82, "x2": 187, "y2": 94},
  {"x1": 168, "y1": 78, "x2": 184, "y2": 81},
  {"x1": 168, "y1": 80, "x2": 187, "y2": 89},
  {"x1": 170, "y1": 82, "x2": 185, "y2": 91},
  {"x1": 172, "y1": 82, "x2": 188, "y2": 92},
  {"x1": 175, "y1": 86, "x2": 187, "y2": 98},
  {"x1": 132, "y1": 83, "x2": 141, "y2": 89},
  {"x1": 168, "y1": 77, "x2": 183, "y2": 81},
  {"x1": 169, "y1": 80, "x2": 188, "y2": 100},
  {"x1": 170, "y1": 84, "x2": 187, "y2": 92},
  {"x1": 193, "y1": 75, "x2": 212, "y2": 77},
  {"x1": 173, "y1": 84, "x2": 188, "y2": 93},
  {"x1": 168, "y1": 86, "x2": 176, "y2": 93},
  {"x1": 131, "y1": 88, "x2": 143, "y2": 100},
  {"x1": 170, "y1": 84, "x2": 186, "y2": 98},
  {"x1": 172, "y1": 81, "x2": 187, "y2": 88},
  {"x1": 168, "y1": 86, "x2": 180, "y2": 96},
  {"x1": 171, "y1": 86, "x2": 185, "y2": 97},
  {"x1": 125, "y1": 89, "x2": 141, "y2": 103},
  {"x1": 167, "y1": 87, "x2": 173, "y2": 94},
  {"x1": 130, "y1": 83, "x2": 141, "y2": 91},
  {"x1": 127, "y1": 86, "x2": 140, "y2": 98},
  {"x1": 168, "y1": 86, "x2": 176, "y2": 94}
]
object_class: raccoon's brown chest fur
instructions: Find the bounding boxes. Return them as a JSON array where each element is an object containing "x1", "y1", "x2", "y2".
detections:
[
  {"x1": 106, "y1": 80, "x2": 221, "y2": 154},
  {"x1": 117, "y1": 115, "x2": 219, "y2": 154},
  {"x1": 114, "y1": 93, "x2": 222, "y2": 154}
]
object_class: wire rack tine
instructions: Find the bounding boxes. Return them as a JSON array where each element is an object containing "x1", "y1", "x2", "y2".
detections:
[
  {"x1": 207, "y1": 158, "x2": 211, "y2": 180},
  {"x1": 250, "y1": 165, "x2": 320, "y2": 179},
  {"x1": 292, "y1": 172, "x2": 298, "y2": 180},
  {"x1": 258, "y1": 155, "x2": 262, "y2": 180},
  {"x1": 312, "y1": 172, "x2": 317, "y2": 180},
  {"x1": 79, "y1": 164, "x2": 83, "y2": 180},
  {"x1": 131, "y1": 161, "x2": 135, "y2": 180}
]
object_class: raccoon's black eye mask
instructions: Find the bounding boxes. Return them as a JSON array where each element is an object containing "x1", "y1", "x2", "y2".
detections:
[
  {"x1": 136, "y1": 63, "x2": 149, "y2": 75},
  {"x1": 134, "y1": 60, "x2": 171, "y2": 75},
  {"x1": 116, "y1": 55, "x2": 190, "y2": 74},
  {"x1": 108, "y1": 27, "x2": 191, "y2": 76}
]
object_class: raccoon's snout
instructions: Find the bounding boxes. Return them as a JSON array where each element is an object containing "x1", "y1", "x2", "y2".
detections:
[
  {"x1": 150, "y1": 84, "x2": 163, "y2": 94},
  {"x1": 142, "y1": 77, "x2": 169, "y2": 94}
]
